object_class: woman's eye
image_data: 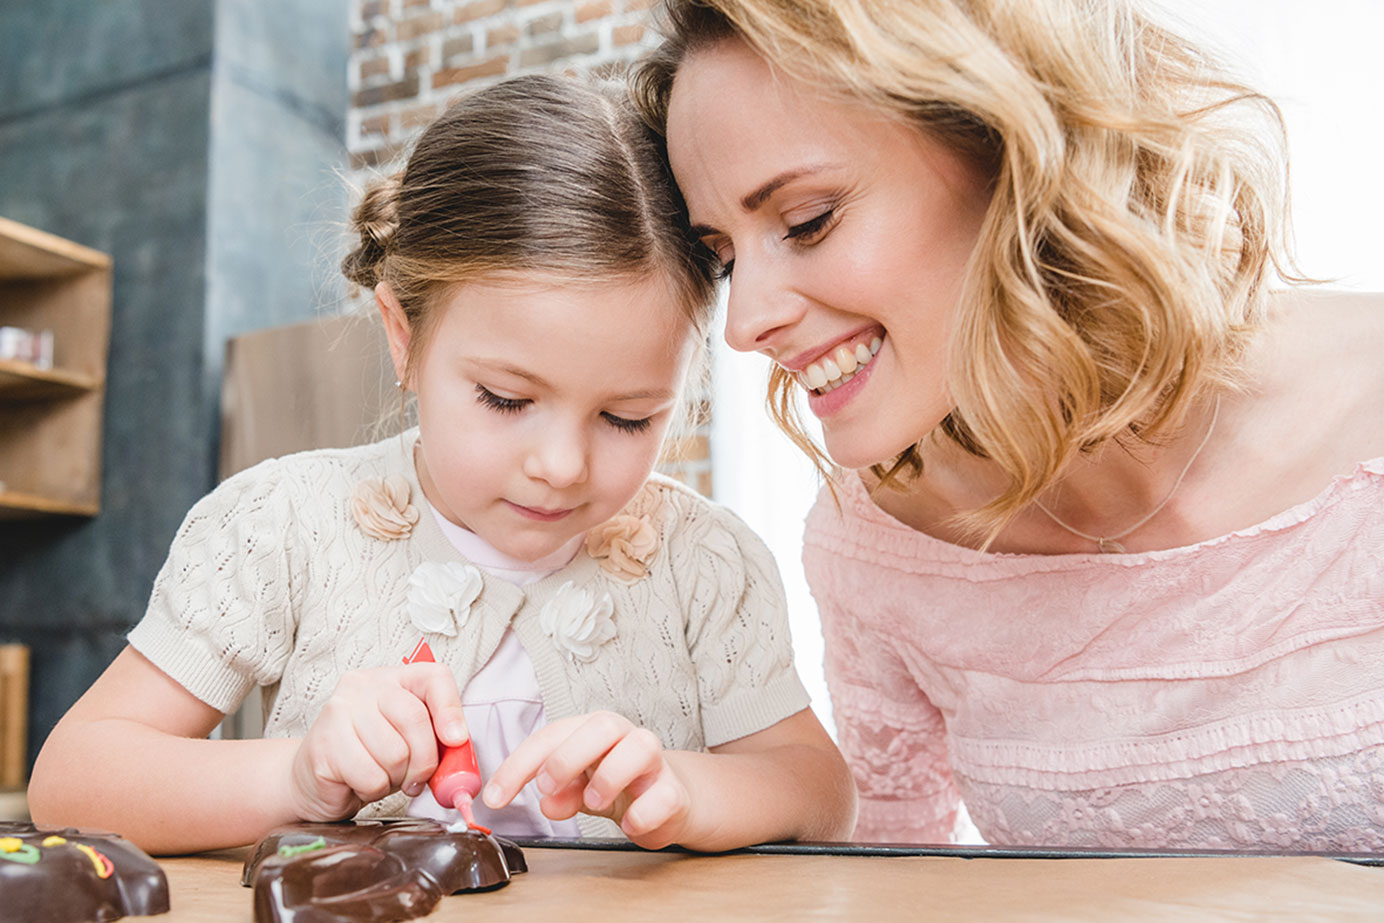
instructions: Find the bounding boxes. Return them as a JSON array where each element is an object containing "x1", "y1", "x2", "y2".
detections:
[
  {"x1": 716, "y1": 258, "x2": 735, "y2": 281},
  {"x1": 602, "y1": 412, "x2": 652, "y2": 434},
  {"x1": 475, "y1": 384, "x2": 529, "y2": 414},
  {"x1": 784, "y1": 209, "x2": 836, "y2": 242}
]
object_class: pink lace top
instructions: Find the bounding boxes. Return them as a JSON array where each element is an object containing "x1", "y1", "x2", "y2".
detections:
[{"x1": 804, "y1": 459, "x2": 1384, "y2": 851}]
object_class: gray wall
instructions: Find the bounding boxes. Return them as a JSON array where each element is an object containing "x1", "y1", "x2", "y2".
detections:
[{"x1": 0, "y1": 0, "x2": 349, "y2": 771}]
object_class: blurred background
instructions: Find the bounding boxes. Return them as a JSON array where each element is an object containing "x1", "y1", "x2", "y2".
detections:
[{"x1": 0, "y1": 0, "x2": 1380, "y2": 811}]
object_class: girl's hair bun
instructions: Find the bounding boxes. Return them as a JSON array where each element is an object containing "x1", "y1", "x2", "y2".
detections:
[{"x1": 341, "y1": 172, "x2": 402, "y2": 289}]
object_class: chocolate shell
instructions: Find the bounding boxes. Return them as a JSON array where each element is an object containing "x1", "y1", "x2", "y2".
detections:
[
  {"x1": 242, "y1": 818, "x2": 524, "y2": 923},
  {"x1": 0, "y1": 821, "x2": 170, "y2": 923}
]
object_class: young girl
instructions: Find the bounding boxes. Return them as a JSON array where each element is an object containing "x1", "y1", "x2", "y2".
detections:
[{"x1": 27, "y1": 74, "x2": 855, "y2": 855}]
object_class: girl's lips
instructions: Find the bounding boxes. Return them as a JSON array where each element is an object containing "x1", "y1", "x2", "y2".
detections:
[
  {"x1": 506, "y1": 501, "x2": 574, "y2": 522},
  {"x1": 805, "y1": 344, "x2": 879, "y2": 419}
]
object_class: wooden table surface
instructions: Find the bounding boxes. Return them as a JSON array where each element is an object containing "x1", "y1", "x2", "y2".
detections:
[{"x1": 155, "y1": 844, "x2": 1384, "y2": 921}]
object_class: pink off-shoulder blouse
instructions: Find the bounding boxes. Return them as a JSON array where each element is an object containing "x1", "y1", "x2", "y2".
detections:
[{"x1": 805, "y1": 458, "x2": 1384, "y2": 851}]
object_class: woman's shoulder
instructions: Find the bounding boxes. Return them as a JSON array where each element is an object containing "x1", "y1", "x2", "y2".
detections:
[
  {"x1": 1263, "y1": 288, "x2": 1384, "y2": 374},
  {"x1": 1249, "y1": 288, "x2": 1384, "y2": 456}
]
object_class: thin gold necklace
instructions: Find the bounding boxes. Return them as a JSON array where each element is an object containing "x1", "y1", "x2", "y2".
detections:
[{"x1": 1032, "y1": 397, "x2": 1221, "y2": 553}]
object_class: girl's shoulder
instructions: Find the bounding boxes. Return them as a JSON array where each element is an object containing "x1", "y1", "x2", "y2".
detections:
[
  {"x1": 628, "y1": 473, "x2": 777, "y2": 561},
  {"x1": 216, "y1": 432, "x2": 411, "y2": 495},
  {"x1": 187, "y1": 433, "x2": 415, "y2": 534}
]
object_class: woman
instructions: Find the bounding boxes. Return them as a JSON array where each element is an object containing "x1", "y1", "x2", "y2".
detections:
[{"x1": 632, "y1": 0, "x2": 1384, "y2": 850}]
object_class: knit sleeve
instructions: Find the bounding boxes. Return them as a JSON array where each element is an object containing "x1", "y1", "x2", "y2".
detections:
[
  {"x1": 127, "y1": 459, "x2": 300, "y2": 714},
  {"x1": 673, "y1": 497, "x2": 811, "y2": 748},
  {"x1": 819, "y1": 594, "x2": 960, "y2": 843}
]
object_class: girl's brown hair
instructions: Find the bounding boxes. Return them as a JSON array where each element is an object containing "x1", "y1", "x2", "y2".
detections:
[
  {"x1": 632, "y1": 0, "x2": 1298, "y2": 543},
  {"x1": 343, "y1": 74, "x2": 718, "y2": 379}
]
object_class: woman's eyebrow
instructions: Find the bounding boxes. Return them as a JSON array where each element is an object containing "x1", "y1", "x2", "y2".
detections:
[{"x1": 689, "y1": 163, "x2": 843, "y2": 237}]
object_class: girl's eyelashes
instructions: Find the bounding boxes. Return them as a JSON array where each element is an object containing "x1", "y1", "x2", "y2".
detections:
[
  {"x1": 475, "y1": 383, "x2": 529, "y2": 414},
  {"x1": 602, "y1": 412, "x2": 653, "y2": 434},
  {"x1": 784, "y1": 208, "x2": 836, "y2": 242},
  {"x1": 478, "y1": 383, "x2": 652, "y2": 433},
  {"x1": 716, "y1": 259, "x2": 735, "y2": 281}
]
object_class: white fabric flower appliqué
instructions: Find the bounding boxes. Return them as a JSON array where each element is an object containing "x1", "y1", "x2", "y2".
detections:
[
  {"x1": 350, "y1": 475, "x2": 419, "y2": 541},
  {"x1": 539, "y1": 580, "x2": 617, "y2": 663},
  {"x1": 407, "y1": 561, "x2": 483, "y2": 637},
  {"x1": 585, "y1": 513, "x2": 658, "y2": 581}
]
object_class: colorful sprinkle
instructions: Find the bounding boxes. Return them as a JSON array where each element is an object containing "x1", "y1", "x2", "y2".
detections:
[
  {"x1": 278, "y1": 836, "x2": 328, "y2": 857},
  {"x1": 0, "y1": 842, "x2": 40, "y2": 864},
  {"x1": 73, "y1": 843, "x2": 114, "y2": 878},
  {"x1": 41, "y1": 836, "x2": 67, "y2": 847}
]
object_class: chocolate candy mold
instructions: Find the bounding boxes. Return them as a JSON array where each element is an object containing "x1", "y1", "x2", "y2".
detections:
[
  {"x1": 242, "y1": 818, "x2": 526, "y2": 922},
  {"x1": 0, "y1": 821, "x2": 170, "y2": 923}
]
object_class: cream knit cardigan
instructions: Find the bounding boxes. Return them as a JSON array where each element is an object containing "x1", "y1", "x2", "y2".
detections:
[{"x1": 129, "y1": 430, "x2": 810, "y2": 838}]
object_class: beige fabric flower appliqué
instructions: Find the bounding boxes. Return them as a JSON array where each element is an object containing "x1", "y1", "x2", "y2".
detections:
[
  {"x1": 540, "y1": 581, "x2": 616, "y2": 663},
  {"x1": 585, "y1": 513, "x2": 658, "y2": 581},
  {"x1": 407, "y1": 561, "x2": 484, "y2": 637},
  {"x1": 351, "y1": 475, "x2": 419, "y2": 541}
]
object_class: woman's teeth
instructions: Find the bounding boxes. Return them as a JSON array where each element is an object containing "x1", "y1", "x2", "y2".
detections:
[{"x1": 800, "y1": 337, "x2": 882, "y2": 394}]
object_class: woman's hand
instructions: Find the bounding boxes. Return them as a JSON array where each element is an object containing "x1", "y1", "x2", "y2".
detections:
[
  {"x1": 482, "y1": 711, "x2": 692, "y2": 848},
  {"x1": 288, "y1": 662, "x2": 469, "y2": 821}
]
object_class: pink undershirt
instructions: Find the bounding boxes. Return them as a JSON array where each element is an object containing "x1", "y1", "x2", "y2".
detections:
[{"x1": 405, "y1": 510, "x2": 583, "y2": 838}]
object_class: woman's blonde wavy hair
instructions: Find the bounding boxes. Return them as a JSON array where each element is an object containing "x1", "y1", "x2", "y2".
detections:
[{"x1": 631, "y1": 0, "x2": 1298, "y2": 542}]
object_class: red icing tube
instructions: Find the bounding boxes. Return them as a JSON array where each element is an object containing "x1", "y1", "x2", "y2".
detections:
[
  {"x1": 430, "y1": 737, "x2": 483, "y2": 819},
  {"x1": 403, "y1": 638, "x2": 484, "y2": 824}
]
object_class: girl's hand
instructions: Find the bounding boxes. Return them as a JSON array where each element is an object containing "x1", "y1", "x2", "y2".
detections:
[
  {"x1": 482, "y1": 711, "x2": 692, "y2": 849},
  {"x1": 288, "y1": 663, "x2": 468, "y2": 821}
]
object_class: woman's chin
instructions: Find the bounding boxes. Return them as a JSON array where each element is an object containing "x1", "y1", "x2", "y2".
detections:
[{"x1": 822, "y1": 433, "x2": 913, "y2": 473}]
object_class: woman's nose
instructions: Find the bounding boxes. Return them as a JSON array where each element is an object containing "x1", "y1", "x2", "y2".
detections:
[
  {"x1": 523, "y1": 424, "x2": 589, "y2": 489},
  {"x1": 721, "y1": 255, "x2": 808, "y2": 355}
]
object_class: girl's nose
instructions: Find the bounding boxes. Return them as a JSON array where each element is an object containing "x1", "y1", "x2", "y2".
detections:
[
  {"x1": 721, "y1": 256, "x2": 808, "y2": 355},
  {"x1": 523, "y1": 424, "x2": 589, "y2": 489}
]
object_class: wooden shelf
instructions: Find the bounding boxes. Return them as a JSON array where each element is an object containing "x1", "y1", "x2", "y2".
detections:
[
  {"x1": 0, "y1": 358, "x2": 101, "y2": 398},
  {"x1": 0, "y1": 215, "x2": 110, "y2": 279},
  {"x1": 0, "y1": 489, "x2": 100, "y2": 519},
  {"x1": 0, "y1": 216, "x2": 111, "y2": 517}
]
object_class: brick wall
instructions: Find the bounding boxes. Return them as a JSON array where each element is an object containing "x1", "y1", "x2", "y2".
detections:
[
  {"x1": 349, "y1": 0, "x2": 658, "y2": 170},
  {"x1": 347, "y1": 0, "x2": 713, "y2": 497}
]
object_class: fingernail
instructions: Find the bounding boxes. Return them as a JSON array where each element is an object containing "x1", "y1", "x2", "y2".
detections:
[
  {"x1": 444, "y1": 723, "x2": 466, "y2": 742},
  {"x1": 482, "y1": 783, "x2": 502, "y2": 807},
  {"x1": 535, "y1": 771, "x2": 555, "y2": 795},
  {"x1": 403, "y1": 782, "x2": 423, "y2": 797},
  {"x1": 584, "y1": 786, "x2": 605, "y2": 811}
]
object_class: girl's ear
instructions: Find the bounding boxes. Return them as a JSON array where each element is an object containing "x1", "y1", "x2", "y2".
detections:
[{"x1": 376, "y1": 281, "x2": 412, "y2": 388}]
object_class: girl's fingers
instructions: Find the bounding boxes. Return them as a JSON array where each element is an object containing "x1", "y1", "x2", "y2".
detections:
[
  {"x1": 536, "y1": 711, "x2": 636, "y2": 793},
  {"x1": 398, "y1": 663, "x2": 469, "y2": 747},
  {"x1": 334, "y1": 725, "x2": 397, "y2": 804},
  {"x1": 375, "y1": 684, "x2": 442, "y2": 796},
  {"x1": 538, "y1": 776, "x2": 588, "y2": 822},
  {"x1": 482, "y1": 716, "x2": 585, "y2": 808},
  {"x1": 580, "y1": 727, "x2": 663, "y2": 812},
  {"x1": 621, "y1": 771, "x2": 689, "y2": 843}
]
